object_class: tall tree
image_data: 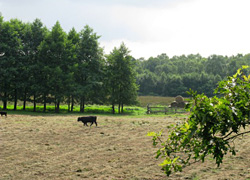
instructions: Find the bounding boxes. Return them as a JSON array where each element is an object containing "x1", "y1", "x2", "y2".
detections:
[
  {"x1": 29, "y1": 19, "x2": 48, "y2": 111},
  {"x1": 106, "y1": 42, "x2": 138, "y2": 114},
  {"x1": 76, "y1": 25, "x2": 103, "y2": 112},
  {"x1": 119, "y1": 57, "x2": 138, "y2": 112},
  {"x1": 137, "y1": 70, "x2": 158, "y2": 96},
  {"x1": 0, "y1": 18, "x2": 24, "y2": 110},
  {"x1": 20, "y1": 22, "x2": 33, "y2": 110},
  {"x1": 0, "y1": 14, "x2": 5, "y2": 108},
  {"x1": 65, "y1": 28, "x2": 79, "y2": 112},
  {"x1": 38, "y1": 21, "x2": 68, "y2": 112},
  {"x1": 11, "y1": 19, "x2": 26, "y2": 111},
  {"x1": 205, "y1": 55, "x2": 227, "y2": 77}
]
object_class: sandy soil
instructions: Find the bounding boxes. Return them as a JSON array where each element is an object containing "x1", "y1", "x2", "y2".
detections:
[{"x1": 0, "y1": 115, "x2": 250, "y2": 180}]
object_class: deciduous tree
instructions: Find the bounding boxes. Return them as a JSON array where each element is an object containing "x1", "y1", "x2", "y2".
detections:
[
  {"x1": 148, "y1": 66, "x2": 250, "y2": 176},
  {"x1": 0, "y1": 18, "x2": 23, "y2": 110},
  {"x1": 29, "y1": 19, "x2": 48, "y2": 111},
  {"x1": 38, "y1": 21, "x2": 68, "y2": 112},
  {"x1": 106, "y1": 42, "x2": 138, "y2": 114},
  {"x1": 76, "y1": 25, "x2": 103, "y2": 112}
]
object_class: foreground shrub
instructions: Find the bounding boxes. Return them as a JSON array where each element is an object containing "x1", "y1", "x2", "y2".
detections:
[{"x1": 148, "y1": 66, "x2": 250, "y2": 176}]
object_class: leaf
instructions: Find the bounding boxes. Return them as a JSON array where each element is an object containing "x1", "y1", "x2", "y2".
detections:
[
  {"x1": 232, "y1": 149, "x2": 236, "y2": 156},
  {"x1": 149, "y1": 66, "x2": 250, "y2": 177},
  {"x1": 242, "y1": 65, "x2": 249, "y2": 69},
  {"x1": 156, "y1": 149, "x2": 162, "y2": 159},
  {"x1": 243, "y1": 75, "x2": 248, "y2": 81},
  {"x1": 188, "y1": 127, "x2": 197, "y2": 139},
  {"x1": 172, "y1": 156, "x2": 179, "y2": 163},
  {"x1": 184, "y1": 122, "x2": 190, "y2": 129},
  {"x1": 147, "y1": 132, "x2": 156, "y2": 137},
  {"x1": 159, "y1": 158, "x2": 171, "y2": 167}
]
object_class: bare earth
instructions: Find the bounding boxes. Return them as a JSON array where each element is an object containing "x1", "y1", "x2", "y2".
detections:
[{"x1": 0, "y1": 115, "x2": 250, "y2": 180}]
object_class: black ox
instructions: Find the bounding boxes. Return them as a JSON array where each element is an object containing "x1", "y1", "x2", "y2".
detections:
[
  {"x1": 77, "y1": 116, "x2": 97, "y2": 126},
  {"x1": 0, "y1": 111, "x2": 7, "y2": 117}
]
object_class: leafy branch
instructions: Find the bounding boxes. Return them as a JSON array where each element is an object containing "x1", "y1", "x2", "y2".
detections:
[
  {"x1": 148, "y1": 66, "x2": 250, "y2": 176},
  {"x1": 224, "y1": 130, "x2": 250, "y2": 141}
]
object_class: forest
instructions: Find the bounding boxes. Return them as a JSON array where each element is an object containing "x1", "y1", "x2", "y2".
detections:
[
  {"x1": 0, "y1": 15, "x2": 137, "y2": 113},
  {"x1": 136, "y1": 53, "x2": 250, "y2": 97},
  {"x1": 1, "y1": 14, "x2": 250, "y2": 113}
]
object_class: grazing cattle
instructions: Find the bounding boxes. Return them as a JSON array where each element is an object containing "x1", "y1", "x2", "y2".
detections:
[
  {"x1": 0, "y1": 111, "x2": 7, "y2": 117},
  {"x1": 77, "y1": 116, "x2": 97, "y2": 126}
]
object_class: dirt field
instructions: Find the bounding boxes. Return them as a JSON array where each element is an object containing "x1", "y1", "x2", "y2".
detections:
[{"x1": 0, "y1": 114, "x2": 250, "y2": 180}]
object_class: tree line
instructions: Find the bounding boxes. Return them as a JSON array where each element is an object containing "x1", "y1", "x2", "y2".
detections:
[
  {"x1": 136, "y1": 53, "x2": 250, "y2": 97},
  {"x1": 0, "y1": 15, "x2": 138, "y2": 113},
  {"x1": 1, "y1": 14, "x2": 250, "y2": 112}
]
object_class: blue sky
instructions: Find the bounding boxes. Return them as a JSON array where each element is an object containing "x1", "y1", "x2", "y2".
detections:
[{"x1": 1, "y1": 0, "x2": 250, "y2": 59}]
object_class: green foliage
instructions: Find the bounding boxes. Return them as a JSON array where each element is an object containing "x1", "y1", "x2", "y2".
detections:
[
  {"x1": 75, "y1": 25, "x2": 104, "y2": 112},
  {"x1": 148, "y1": 66, "x2": 250, "y2": 176},
  {"x1": 136, "y1": 53, "x2": 250, "y2": 97},
  {"x1": 0, "y1": 104, "x2": 146, "y2": 116},
  {"x1": 0, "y1": 14, "x2": 139, "y2": 114},
  {"x1": 0, "y1": 15, "x2": 110, "y2": 113},
  {"x1": 106, "y1": 42, "x2": 138, "y2": 114},
  {"x1": 0, "y1": 18, "x2": 25, "y2": 109}
]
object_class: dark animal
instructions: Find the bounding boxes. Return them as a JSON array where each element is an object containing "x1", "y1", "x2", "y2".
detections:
[
  {"x1": 0, "y1": 111, "x2": 7, "y2": 116},
  {"x1": 77, "y1": 116, "x2": 97, "y2": 126}
]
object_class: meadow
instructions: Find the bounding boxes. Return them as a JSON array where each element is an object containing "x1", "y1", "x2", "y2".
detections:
[
  {"x1": 1, "y1": 114, "x2": 250, "y2": 180},
  {"x1": 1, "y1": 96, "x2": 250, "y2": 179},
  {"x1": 0, "y1": 96, "x2": 183, "y2": 115},
  {"x1": 137, "y1": 96, "x2": 177, "y2": 107}
]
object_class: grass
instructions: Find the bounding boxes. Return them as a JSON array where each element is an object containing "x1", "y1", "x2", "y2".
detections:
[
  {"x1": 0, "y1": 96, "x2": 188, "y2": 116},
  {"x1": 0, "y1": 104, "x2": 147, "y2": 116},
  {"x1": 1, "y1": 115, "x2": 250, "y2": 180},
  {"x1": 138, "y1": 96, "x2": 188, "y2": 107},
  {"x1": 1, "y1": 96, "x2": 249, "y2": 180}
]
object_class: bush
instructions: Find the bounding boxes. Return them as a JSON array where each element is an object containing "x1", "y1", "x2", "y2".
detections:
[{"x1": 148, "y1": 66, "x2": 250, "y2": 176}]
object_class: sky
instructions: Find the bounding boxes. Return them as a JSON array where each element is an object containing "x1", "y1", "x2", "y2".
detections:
[{"x1": 1, "y1": 0, "x2": 250, "y2": 59}]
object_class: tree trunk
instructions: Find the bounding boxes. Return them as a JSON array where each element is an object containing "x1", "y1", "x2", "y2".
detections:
[
  {"x1": 121, "y1": 103, "x2": 124, "y2": 113},
  {"x1": 55, "y1": 100, "x2": 60, "y2": 113},
  {"x1": 67, "y1": 96, "x2": 70, "y2": 112},
  {"x1": 80, "y1": 97, "x2": 85, "y2": 113},
  {"x1": 112, "y1": 104, "x2": 115, "y2": 114},
  {"x1": 43, "y1": 94, "x2": 47, "y2": 112},
  {"x1": 71, "y1": 96, "x2": 74, "y2": 112},
  {"x1": 118, "y1": 103, "x2": 121, "y2": 114},
  {"x1": 23, "y1": 90, "x2": 27, "y2": 110},
  {"x1": 3, "y1": 100, "x2": 7, "y2": 110},
  {"x1": 33, "y1": 94, "x2": 36, "y2": 112},
  {"x1": 3, "y1": 92, "x2": 7, "y2": 110},
  {"x1": 14, "y1": 89, "x2": 17, "y2": 111}
]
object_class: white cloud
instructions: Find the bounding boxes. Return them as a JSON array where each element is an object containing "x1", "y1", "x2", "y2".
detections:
[
  {"x1": 1, "y1": 0, "x2": 250, "y2": 59},
  {"x1": 101, "y1": 0, "x2": 250, "y2": 58},
  {"x1": 101, "y1": 39, "x2": 171, "y2": 59}
]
